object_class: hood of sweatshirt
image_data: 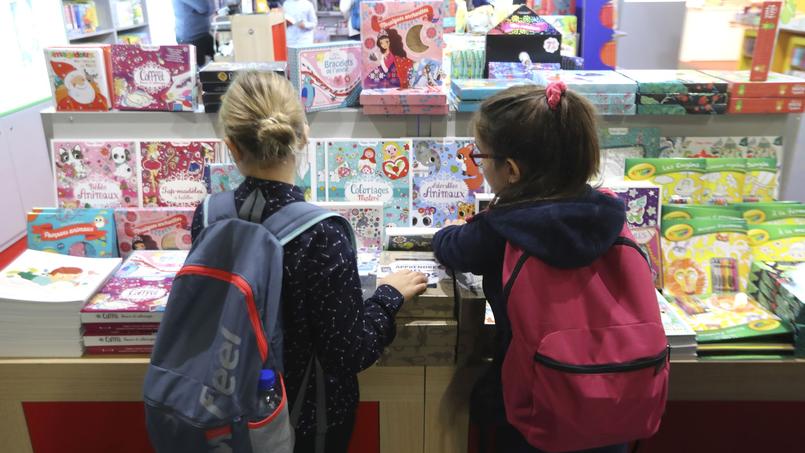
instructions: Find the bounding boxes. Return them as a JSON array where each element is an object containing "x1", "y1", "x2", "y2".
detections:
[{"x1": 483, "y1": 186, "x2": 627, "y2": 269}]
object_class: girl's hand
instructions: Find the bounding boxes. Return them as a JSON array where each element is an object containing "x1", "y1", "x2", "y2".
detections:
[{"x1": 379, "y1": 270, "x2": 428, "y2": 302}]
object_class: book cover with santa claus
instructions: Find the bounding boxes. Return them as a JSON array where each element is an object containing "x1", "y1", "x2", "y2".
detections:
[{"x1": 45, "y1": 46, "x2": 113, "y2": 111}]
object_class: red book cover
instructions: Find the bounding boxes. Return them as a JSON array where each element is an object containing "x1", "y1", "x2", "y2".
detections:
[
  {"x1": 750, "y1": 2, "x2": 782, "y2": 82},
  {"x1": 728, "y1": 97, "x2": 804, "y2": 114}
]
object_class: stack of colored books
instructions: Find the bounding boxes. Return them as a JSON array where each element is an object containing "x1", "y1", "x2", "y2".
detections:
[
  {"x1": 449, "y1": 79, "x2": 535, "y2": 112},
  {"x1": 0, "y1": 250, "x2": 121, "y2": 357},
  {"x1": 620, "y1": 70, "x2": 728, "y2": 115},
  {"x1": 80, "y1": 250, "x2": 187, "y2": 354},
  {"x1": 702, "y1": 71, "x2": 805, "y2": 114},
  {"x1": 198, "y1": 61, "x2": 286, "y2": 113},
  {"x1": 536, "y1": 70, "x2": 638, "y2": 115}
]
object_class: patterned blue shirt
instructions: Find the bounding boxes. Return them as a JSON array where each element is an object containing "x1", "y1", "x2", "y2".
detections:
[{"x1": 191, "y1": 177, "x2": 403, "y2": 434}]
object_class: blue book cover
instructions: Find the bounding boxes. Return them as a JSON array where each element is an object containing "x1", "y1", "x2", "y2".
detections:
[
  {"x1": 326, "y1": 139, "x2": 412, "y2": 227},
  {"x1": 27, "y1": 208, "x2": 118, "y2": 257}
]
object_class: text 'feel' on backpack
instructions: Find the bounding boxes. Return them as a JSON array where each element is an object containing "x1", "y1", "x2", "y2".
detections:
[
  {"x1": 143, "y1": 190, "x2": 353, "y2": 453},
  {"x1": 501, "y1": 224, "x2": 669, "y2": 452}
]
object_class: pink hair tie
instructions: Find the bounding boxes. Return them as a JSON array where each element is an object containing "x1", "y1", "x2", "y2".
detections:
[{"x1": 545, "y1": 81, "x2": 567, "y2": 111}]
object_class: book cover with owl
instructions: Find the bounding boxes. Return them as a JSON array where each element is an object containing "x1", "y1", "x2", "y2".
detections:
[
  {"x1": 314, "y1": 202, "x2": 384, "y2": 251},
  {"x1": 411, "y1": 138, "x2": 481, "y2": 228},
  {"x1": 114, "y1": 208, "x2": 194, "y2": 257},
  {"x1": 111, "y1": 44, "x2": 196, "y2": 111},
  {"x1": 45, "y1": 46, "x2": 113, "y2": 111},
  {"x1": 326, "y1": 139, "x2": 412, "y2": 227},
  {"x1": 27, "y1": 208, "x2": 118, "y2": 258},
  {"x1": 139, "y1": 141, "x2": 218, "y2": 207},
  {"x1": 53, "y1": 140, "x2": 140, "y2": 209},
  {"x1": 360, "y1": 1, "x2": 445, "y2": 90},
  {"x1": 287, "y1": 41, "x2": 362, "y2": 112}
]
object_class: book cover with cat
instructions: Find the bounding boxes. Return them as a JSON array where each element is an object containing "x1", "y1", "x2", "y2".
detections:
[
  {"x1": 111, "y1": 44, "x2": 196, "y2": 111},
  {"x1": 27, "y1": 208, "x2": 118, "y2": 258},
  {"x1": 140, "y1": 141, "x2": 218, "y2": 207},
  {"x1": 53, "y1": 140, "x2": 139, "y2": 209},
  {"x1": 361, "y1": 1, "x2": 445, "y2": 89},
  {"x1": 45, "y1": 46, "x2": 113, "y2": 111},
  {"x1": 114, "y1": 208, "x2": 193, "y2": 257},
  {"x1": 411, "y1": 138, "x2": 480, "y2": 228},
  {"x1": 314, "y1": 202, "x2": 384, "y2": 251},
  {"x1": 81, "y1": 250, "x2": 188, "y2": 323},
  {"x1": 326, "y1": 139, "x2": 412, "y2": 227}
]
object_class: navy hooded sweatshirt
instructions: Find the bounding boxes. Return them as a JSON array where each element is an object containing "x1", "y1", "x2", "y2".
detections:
[{"x1": 432, "y1": 186, "x2": 626, "y2": 422}]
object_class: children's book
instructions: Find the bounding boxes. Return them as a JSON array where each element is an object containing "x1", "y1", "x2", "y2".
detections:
[
  {"x1": 625, "y1": 158, "x2": 705, "y2": 204},
  {"x1": 27, "y1": 208, "x2": 118, "y2": 257},
  {"x1": 81, "y1": 250, "x2": 188, "y2": 323},
  {"x1": 204, "y1": 163, "x2": 245, "y2": 194},
  {"x1": 661, "y1": 217, "x2": 750, "y2": 295},
  {"x1": 140, "y1": 141, "x2": 219, "y2": 207},
  {"x1": 743, "y1": 158, "x2": 778, "y2": 202},
  {"x1": 287, "y1": 41, "x2": 362, "y2": 112},
  {"x1": 114, "y1": 208, "x2": 193, "y2": 256},
  {"x1": 111, "y1": 44, "x2": 196, "y2": 111},
  {"x1": 663, "y1": 292, "x2": 791, "y2": 344},
  {"x1": 45, "y1": 46, "x2": 112, "y2": 111},
  {"x1": 411, "y1": 138, "x2": 481, "y2": 228},
  {"x1": 0, "y1": 250, "x2": 121, "y2": 304},
  {"x1": 361, "y1": 1, "x2": 445, "y2": 89},
  {"x1": 326, "y1": 139, "x2": 412, "y2": 227},
  {"x1": 313, "y1": 202, "x2": 384, "y2": 251},
  {"x1": 53, "y1": 140, "x2": 139, "y2": 208}
]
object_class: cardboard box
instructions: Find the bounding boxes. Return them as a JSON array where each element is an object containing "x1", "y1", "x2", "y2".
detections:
[
  {"x1": 619, "y1": 70, "x2": 728, "y2": 95},
  {"x1": 749, "y1": 2, "x2": 782, "y2": 82},
  {"x1": 363, "y1": 104, "x2": 449, "y2": 115},
  {"x1": 360, "y1": 86, "x2": 448, "y2": 106},
  {"x1": 637, "y1": 103, "x2": 727, "y2": 115},
  {"x1": 701, "y1": 70, "x2": 805, "y2": 98},
  {"x1": 537, "y1": 70, "x2": 637, "y2": 94},
  {"x1": 637, "y1": 93, "x2": 728, "y2": 106},
  {"x1": 728, "y1": 97, "x2": 804, "y2": 114}
]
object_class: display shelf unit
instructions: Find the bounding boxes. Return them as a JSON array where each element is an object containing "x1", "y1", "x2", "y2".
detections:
[{"x1": 61, "y1": 0, "x2": 151, "y2": 44}]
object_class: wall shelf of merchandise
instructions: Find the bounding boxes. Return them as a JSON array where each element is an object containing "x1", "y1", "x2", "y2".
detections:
[
  {"x1": 39, "y1": 108, "x2": 804, "y2": 199},
  {"x1": 62, "y1": 0, "x2": 151, "y2": 44}
]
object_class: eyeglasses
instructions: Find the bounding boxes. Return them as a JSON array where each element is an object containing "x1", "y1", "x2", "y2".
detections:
[{"x1": 468, "y1": 153, "x2": 505, "y2": 167}]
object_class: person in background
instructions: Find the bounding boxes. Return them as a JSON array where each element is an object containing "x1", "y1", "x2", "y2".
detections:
[
  {"x1": 192, "y1": 71, "x2": 428, "y2": 453},
  {"x1": 173, "y1": 0, "x2": 215, "y2": 67},
  {"x1": 283, "y1": 0, "x2": 318, "y2": 46},
  {"x1": 339, "y1": 0, "x2": 360, "y2": 40}
]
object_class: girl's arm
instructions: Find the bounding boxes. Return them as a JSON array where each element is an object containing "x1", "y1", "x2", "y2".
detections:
[
  {"x1": 303, "y1": 220, "x2": 404, "y2": 375},
  {"x1": 432, "y1": 212, "x2": 505, "y2": 276}
]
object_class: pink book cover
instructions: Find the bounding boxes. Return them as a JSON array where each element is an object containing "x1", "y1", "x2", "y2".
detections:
[
  {"x1": 81, "y1": 250, "x2": 188, "y2": 323},
  {"x1": 85, "y1": 345, "x2": 153, "y2": 354},
  {"x1": 140, "y1": 141, "x2": 218, "y2": 207},
  {"x1": 52, "y1": 140, "x2": 139, "y2": 208},
  {"x1": 114, "y1": 208, "x2": 193, "y2": 256},
  {"x1": 363, "y1": 104, "x2": 448, "y2": 115},
  {"x1": 360, "y1": 86, "x2": 448, "y2": 106},
  {"x1": 111, "y1": 44, "x2": 197, "y2": 111},
  {"x1": 361, "y1": 1, "x2": 445, "y2": 89}
]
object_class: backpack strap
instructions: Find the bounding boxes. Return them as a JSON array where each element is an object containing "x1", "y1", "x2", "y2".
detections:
[{"x1": 262, "y1": 201, "x2": 357, "y2": 249}]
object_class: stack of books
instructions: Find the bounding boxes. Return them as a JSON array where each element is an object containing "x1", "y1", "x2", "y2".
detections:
[
  {"x1": 536, "y1": 70, "x2": 638, "y2": 115},
  {"x1": 0, "y1": 250, "x2": 121, "y2": 357},
  {"x1": 620, "y1": 70, "x2": 729, "y2": 115},
  {"x1": 702, "y1": 71, "x2": 805, "y2": 114},
  {"x1": 80, "y1": 250, "x2": 187, "y2": 354},
  {"x1": 199, "y1": 61, "x2": 286, "y2": 113}
]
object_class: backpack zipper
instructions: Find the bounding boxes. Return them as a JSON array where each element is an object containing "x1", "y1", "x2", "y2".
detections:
[
  {"x1": 177, "y1": 265, "x2": 268, "y2": 362},
  {"x1": 534, "y1": 346, "x2": 669, "y2": 375}
]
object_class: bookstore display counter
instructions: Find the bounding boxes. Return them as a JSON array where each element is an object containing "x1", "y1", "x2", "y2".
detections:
[{"x1": 3, "y1": 357, "x2": 805, "y2": 453}]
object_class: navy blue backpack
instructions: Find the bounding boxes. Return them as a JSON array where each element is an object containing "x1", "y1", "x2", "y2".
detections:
[{"x1": 143, "y1": 190, "x2": 353, "y2": 453}]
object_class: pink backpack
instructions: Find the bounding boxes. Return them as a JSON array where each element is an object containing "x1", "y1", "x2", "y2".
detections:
[{"x1": 501, "y1": 225, "x2": 669, "y2": 452}]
